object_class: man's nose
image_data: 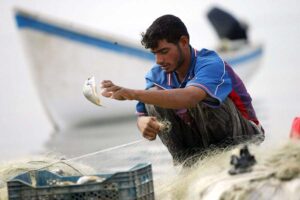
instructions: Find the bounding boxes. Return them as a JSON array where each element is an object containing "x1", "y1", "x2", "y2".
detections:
[{"x1": 155, "y1": 54, "x2": 164, "y2": 65}]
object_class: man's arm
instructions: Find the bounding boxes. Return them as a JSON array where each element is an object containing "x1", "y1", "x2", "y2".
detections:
[{"x1": 101, "y1": 80, "x2": 207, "y2": 109}]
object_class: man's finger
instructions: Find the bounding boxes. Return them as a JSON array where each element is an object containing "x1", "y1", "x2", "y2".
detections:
[
  {"x1": 101, "y1": 80, "x2": 113, "y2": 88},
  {"x1": 143, "y1": 131, "x2": 157, "y2": 141},
  {"x1": 101, "y1": 91, "x2": 113, "y2": 98},
  {"x1": 101, "y1": 80, "x2": 112, "y2": 84},
  {"x1": 105, "y1": 85, "x2": 121, "y2": 92},
  {"x1": 145, "y1": 135, "x2": 156, "y2": 141},
  {"x1": 149, "y1": 117, "x2": 161, "y2": 131},
  {"x1": 145, "y1": 126, "x2": 160, "y2": 135}
]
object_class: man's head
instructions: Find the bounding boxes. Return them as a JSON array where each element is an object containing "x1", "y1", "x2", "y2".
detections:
[
  {"x1": 141, "y1": 14, "x2": 189, "y2": 49},
  {"x1": 141, "y1": 15, "x2": 191, "y2": 73}
]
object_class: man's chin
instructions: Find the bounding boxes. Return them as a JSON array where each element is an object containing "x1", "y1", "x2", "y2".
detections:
[
  {"x1": 161, "y1": 67, "x2": 172, "y2": 73},
  {"x1": 164, "y1": 69, "x2": 172, "y2": 73}
]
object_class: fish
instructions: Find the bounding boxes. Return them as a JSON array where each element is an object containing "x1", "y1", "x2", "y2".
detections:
[
  {"x1": 82, "y1": 76, "x2": 102, "y2": 106},
  {"x1": 76, "y1": 175, "x2": 105, "y2": 184},
  {"x1": 55, "y1": 181, "x2": 76, "y2": 186},
  {"x1": 50, "y1": 168, "x2": 64, "y2": 175}
]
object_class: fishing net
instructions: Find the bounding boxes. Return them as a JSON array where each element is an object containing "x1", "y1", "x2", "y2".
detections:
[
  {"x1": 0, "y1": 119, "x2": 177, "y2": 200},
  {"x1": 156, "y1": 140, "x2": 300, "y2": 200},
  {"x1": 5, "y1": 123, "x2": 300, "y2": 199},
  {"x1": 0, "y1": 139, "x2": 175, "y2": 199}
]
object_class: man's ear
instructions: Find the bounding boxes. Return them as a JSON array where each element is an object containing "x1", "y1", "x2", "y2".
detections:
[{"x1": 179, "y1": 36, "x2": 189, "y2": 47}]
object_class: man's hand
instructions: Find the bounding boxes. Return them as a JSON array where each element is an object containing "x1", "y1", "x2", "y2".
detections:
[
  {"x1": 101, "y1": 80, "x2": 135, "y2": 100},
  {"x1": 137, "y1": 116, "x2": 161, "y2": 140}
]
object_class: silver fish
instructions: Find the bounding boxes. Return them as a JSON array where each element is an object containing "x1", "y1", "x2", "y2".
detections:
[
  {"x1": 76, "y1": 175, "x2": 104, "y2": 184},
  {"x1": 82, "y1": 76, "x2": 102, "y2": 106}
]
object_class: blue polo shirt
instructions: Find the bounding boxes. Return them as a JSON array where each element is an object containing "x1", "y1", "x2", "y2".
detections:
[{"x1": 136, "y1": 47, "x2": 233, "y2": 116}]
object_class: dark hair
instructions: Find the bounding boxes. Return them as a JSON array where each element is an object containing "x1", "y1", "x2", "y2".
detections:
[{"x1": 141, "y1": 15, "x2": 189, "y2": 49}]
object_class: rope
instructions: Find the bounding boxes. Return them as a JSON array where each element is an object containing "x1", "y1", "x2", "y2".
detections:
[
  {"x1": 68, "y1": 139, "x2": 144, "y2": 161},
  {"x1": 29, "y1": 139, "x2": 144, "y2": 173}
]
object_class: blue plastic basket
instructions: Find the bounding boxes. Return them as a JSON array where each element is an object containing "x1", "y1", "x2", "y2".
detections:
[{"x1": 7, "y1": 163, "x2": 154, "y2": 200}]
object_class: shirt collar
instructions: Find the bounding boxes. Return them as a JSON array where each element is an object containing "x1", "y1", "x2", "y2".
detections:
[{"x1": 168, "y1": 46, "x2": 197, "y2": 88}]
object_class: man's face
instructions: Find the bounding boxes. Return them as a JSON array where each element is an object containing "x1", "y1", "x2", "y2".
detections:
[{"x1": 151, "y1": 39, "x2": 184, "y2": 73}]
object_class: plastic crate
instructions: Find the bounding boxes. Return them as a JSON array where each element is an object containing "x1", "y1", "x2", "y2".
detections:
[{"x1": 7, "y1": 163, "x2": 154, "y2": 200}]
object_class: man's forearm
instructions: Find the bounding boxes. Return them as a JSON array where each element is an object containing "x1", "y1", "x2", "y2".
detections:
[{"x1": 131, "y1": 87, "x2": 206, "y2": 109}]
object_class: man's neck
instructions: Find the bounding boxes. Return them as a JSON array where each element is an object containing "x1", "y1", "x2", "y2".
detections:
[{"x1": 176, "y1": 47, "x2": 191, "y2": 82}]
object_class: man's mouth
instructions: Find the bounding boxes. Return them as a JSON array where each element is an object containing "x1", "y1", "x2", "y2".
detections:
[{"x1": 161, "y1": 64, "x2": 169, "y2": 69}]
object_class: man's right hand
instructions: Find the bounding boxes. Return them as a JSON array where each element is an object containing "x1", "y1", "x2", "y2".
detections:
[{"x1": 137, "y1": 116, "x2": 161, "y2": 141}]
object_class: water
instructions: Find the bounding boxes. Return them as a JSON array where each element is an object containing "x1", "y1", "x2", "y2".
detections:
[{"x1": 1, "y1": 0, "x2": 300, "y2": 191}]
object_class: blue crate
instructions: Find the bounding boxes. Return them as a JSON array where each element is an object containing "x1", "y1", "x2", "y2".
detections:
[{"x1": 7, "y1": 163, "x2": 154, "y2": 200}]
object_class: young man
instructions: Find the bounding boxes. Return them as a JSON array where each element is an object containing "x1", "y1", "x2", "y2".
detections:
[{"x1": 101, "y1": 15, "x2": 264, "y2": 165}]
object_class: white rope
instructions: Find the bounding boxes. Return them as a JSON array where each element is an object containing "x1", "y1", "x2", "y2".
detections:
[
  {"x1": 68, "y1": 139, "x2": 144, "y2": 161},
  {"x1": 31, "y1": 139, "x2": 144, "y2": 172}
]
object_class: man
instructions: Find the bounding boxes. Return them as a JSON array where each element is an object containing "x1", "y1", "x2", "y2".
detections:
[{"x1": 101, "y1": 15, "x2": 264, "y2": 165}]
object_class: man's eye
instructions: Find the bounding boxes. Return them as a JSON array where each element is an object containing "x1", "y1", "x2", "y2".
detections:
[{"x1": 161, "y1": 50, "x2": 168, "y2": 54}]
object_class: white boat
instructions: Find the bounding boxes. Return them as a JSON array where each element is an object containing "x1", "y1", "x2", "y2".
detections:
[{"x1": 15, "y1": 9, "x2": 263, "y2": 129}]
